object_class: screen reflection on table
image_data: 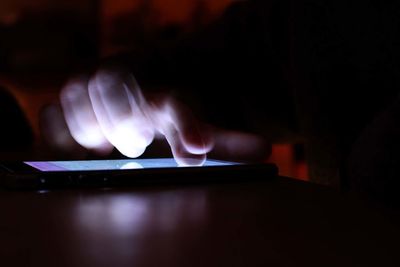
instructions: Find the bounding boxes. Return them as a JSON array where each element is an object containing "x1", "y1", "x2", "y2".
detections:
[{"x1": 73, "y1": 190, "x2": 208, "y2": 266}]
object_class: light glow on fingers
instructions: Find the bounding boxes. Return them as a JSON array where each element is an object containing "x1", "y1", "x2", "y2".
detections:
[
  {"x1": 181, "y1": 136, "x2": 214, "y2": 155},
  {"x1": 71, "y1": 125, "x2": 110, "y2": 149},
  {"x1": 120, "y1": 162, "x2": 143, "y2": 169},
  {"x1": 107, "y1": 120, "x2": 154, "y2": 158},
  {"x1": 163, "y1": 100, "x2": 214, "y2": 155},
  {"x1": 175, "y1": 155, "x2": 207, "y2": 167}
]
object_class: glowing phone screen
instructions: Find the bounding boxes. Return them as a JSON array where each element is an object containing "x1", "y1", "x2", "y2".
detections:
[{"x1": 24, "y1": 158, "x2": 239, "y2": 172}]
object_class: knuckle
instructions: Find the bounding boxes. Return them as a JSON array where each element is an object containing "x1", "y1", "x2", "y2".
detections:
[{"x1": 60, "y1": 76, "x2": 89, "y2": 102}]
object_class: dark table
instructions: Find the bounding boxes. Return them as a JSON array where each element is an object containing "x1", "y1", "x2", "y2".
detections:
[{"x1": 1, "y1": 176, "x2": 399, "y2": 267}]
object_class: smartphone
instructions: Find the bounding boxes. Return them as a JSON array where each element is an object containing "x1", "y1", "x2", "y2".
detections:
[{"x1": 0, "y1": 158, "x2": 278, "y2": 190}]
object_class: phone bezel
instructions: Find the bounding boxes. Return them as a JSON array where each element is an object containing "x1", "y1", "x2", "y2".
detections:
[{"x1": 0, "y1": 158, "x2": 279, "y2": 190}]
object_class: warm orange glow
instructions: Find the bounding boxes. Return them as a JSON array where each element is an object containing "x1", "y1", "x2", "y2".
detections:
[
  {"x1": 100, "y1": 0, "x2": 234, "y2": 56},
  {"x1": 102, "y1": 0, "x2": 140, "y2": 18},
  {"x1": 268, "y1": 144, "x2": 309, "y2": 181},
  {"x1": 102, "y1": 0, "x2": 233, "y2": 24},
  {"x1": 153, "y1": 0, "x2": 195, "y2": 24},
  {"x1": 153, "y1": 0, "x2": 233, "y2": 24}
]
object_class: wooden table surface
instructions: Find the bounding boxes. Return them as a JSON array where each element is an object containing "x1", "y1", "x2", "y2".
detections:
[{"x1": 1, "y1": 176, "x2": 399, "y2": 267}]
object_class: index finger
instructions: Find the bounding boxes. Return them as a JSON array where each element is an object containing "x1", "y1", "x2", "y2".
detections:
[{"x1": 146, "y1": 96, "x2": 214, "y2": 166}]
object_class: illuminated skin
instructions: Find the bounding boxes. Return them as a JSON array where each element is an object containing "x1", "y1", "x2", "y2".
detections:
[{"x1": 41, "y1": 67, "x2": 270, "y2": 165}]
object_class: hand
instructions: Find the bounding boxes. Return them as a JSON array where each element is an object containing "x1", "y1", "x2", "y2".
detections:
[{"x1": 40, "y1": 67, "x2": 271, "y2": 165}]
